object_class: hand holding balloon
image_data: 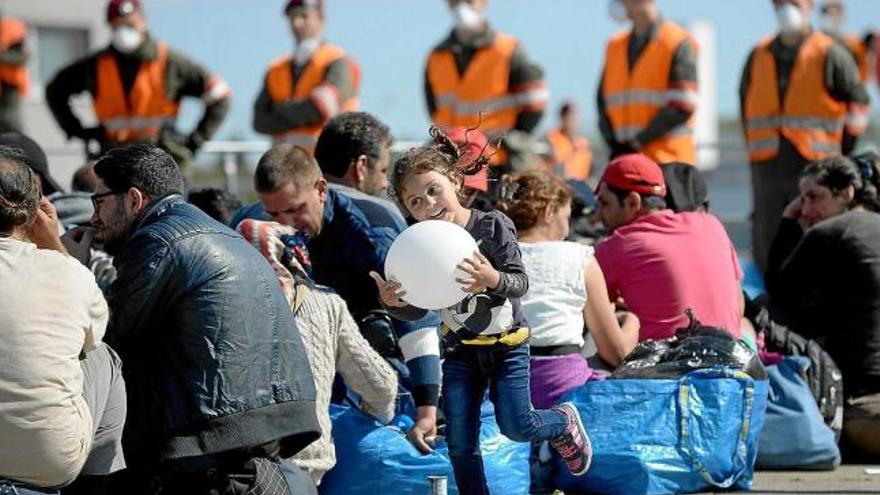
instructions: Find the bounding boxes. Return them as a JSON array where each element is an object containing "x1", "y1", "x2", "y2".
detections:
[
  {"x1": 455, "y1": 250, "x2": 500, "y2": 294},
  {"x1": 369, "y1": 272, "x2": 408, "y2": 308}
]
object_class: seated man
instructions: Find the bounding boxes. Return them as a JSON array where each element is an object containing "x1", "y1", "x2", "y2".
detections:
[
  {"x1": 233, "y1": 144, "x2": 442, "y2": 454},
  {"x1": 0, "y1": 147, "x2": 126, "y2": 493},
  {"x1": 62, "y1": 145, "x2": 320, "y2": 494},
  {"x1": 314, "y1": 112, "x2": 395, "y2": 200},
  {"x1": 594, "y1": 153, "x2": 744, "y2": 341}
]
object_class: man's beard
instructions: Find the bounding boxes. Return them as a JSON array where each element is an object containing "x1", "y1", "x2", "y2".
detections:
[{"x1": 99, "y1": 205, "x2": 135, "y2": 256}]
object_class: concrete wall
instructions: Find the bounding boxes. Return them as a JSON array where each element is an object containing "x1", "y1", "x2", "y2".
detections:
[{"x1": 4, "y1": 0, "x2": 108, "y2": 190}]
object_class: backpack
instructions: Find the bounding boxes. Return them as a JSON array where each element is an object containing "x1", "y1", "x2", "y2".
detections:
[{"x1": 752, "y1": 307, "x2": 844, "y2": 439}]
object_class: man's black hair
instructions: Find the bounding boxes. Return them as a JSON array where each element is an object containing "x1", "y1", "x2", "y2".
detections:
[
  {"x1": 607, "y1": 183, "x2": 667, "y2": 211},
  {"x1": 0, "y1": 146, "x2": 40, "y2": 231},
  {"x1": 313, "y1": 112, "x2": 391, "y2": 178},
  {"x1": 93, "y1": 145, "x2": 184, "y2": 200}
]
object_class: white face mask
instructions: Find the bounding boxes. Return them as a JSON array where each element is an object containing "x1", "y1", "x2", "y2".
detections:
[
  {"x1": 819, "y1": 13, "x2": 842, "y2": 33},
  {"x1": 776, "y1": 3, "x2": 806, "y2": 35},
  {"x1": 452, "y1": 2, "x2": 483, "y2": 31},
  {"x1": 608, "y1": 0, "x2": 629, "y2": 24},
  {"x1": 111, "y1": 26, "x2": 144, "y2": 54},
  {"x1": 293, "y1": 37, "x2": 320, "y2": 65}
]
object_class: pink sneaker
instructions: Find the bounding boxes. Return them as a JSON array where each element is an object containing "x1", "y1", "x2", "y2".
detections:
[{"x1": 550, "y1": 402, "x2": 593, "y2": 476}]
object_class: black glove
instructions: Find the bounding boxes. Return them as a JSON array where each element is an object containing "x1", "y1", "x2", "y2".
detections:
[
  {"x1": 359, "y1": 310, "x2": 401, "y2": 359},
  {"x1": 75, "y1": 126, "x2": 104, "y2": 142}
]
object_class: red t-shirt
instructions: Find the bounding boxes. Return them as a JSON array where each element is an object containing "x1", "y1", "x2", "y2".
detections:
[{"x1": 595, "y1": 210, "x2": 743, "y2": 341}]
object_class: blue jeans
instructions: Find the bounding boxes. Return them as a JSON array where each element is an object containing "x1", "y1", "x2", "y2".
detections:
[{"x1": 442, "y1": 343, "x2": 568, "y2": 495}]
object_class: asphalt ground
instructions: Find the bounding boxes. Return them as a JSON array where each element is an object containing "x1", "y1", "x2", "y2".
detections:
[{"x1": 717, "y1": 465, "x2": 880, "y2": 494}]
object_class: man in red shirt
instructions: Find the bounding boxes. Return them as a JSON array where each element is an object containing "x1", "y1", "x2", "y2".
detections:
[{"x1": 594, "y1": 154, "x2": 744, "y2": 341}]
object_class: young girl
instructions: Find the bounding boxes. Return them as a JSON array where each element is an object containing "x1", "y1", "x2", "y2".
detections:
[{"x1": 369, "y1": 128, "x2": 591, "y2": 495}]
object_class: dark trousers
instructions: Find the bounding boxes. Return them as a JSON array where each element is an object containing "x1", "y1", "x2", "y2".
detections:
[{"x1": 750, "y1": 159, "x2": 804, "y2": 273}]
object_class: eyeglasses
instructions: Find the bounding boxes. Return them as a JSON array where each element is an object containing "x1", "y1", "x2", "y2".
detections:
[{"x1": 90, "y1": 190, "x2": 121, "y2": 210}]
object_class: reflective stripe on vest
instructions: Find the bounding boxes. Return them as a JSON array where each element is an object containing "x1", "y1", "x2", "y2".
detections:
[
  {"x1": 427, "y1": 33, "x2": 522, "y2": 132},
  {"x1": 603, "y1": 88, "x2": 699, "y2": 108},
  {"x1": 614, "y1": 123, "x2": 693, "y2": 143},
  {"x1": 102, "y1": 115, "x2": 175, "y2": 131},
  {"x1": 601, "y1": 21, "x2": 697, "y2": 165},
  {"x1": 94, "y1": 42, "x2": 180, "y2": 143},
  {"x1": 0, "y1": 18, "x2": 30, "y2": 96},
  {"x1": 273, "y1": 133, "x2": 319, "y2": 148},
  {"x1": 265, "y1": 43, "x2": 359, "y2": 150},
  {"x1": 433, "y1": 85, "x2": 549, "y2": 119},
  {"x1": 744, "y1": 32, "x2": 846, "y2": 162}
]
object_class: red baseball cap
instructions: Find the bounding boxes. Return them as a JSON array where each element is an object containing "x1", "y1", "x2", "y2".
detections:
[
  {"x1": 446, "y1": 127, "x2": 490, "y2": 192},
  {"x1": 599, "y1": 153, "x2": 667, "y2": 196},
  {"x1": 107, "y1": 0, "x2": 141, "y2": 23},
  {"x1": 285, "y1": 0, "x2": 323, "y2": 14}
]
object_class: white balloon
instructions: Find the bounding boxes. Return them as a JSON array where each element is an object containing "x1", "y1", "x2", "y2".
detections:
[{"x1": 385, "y1": 220, "x2": 479, "y2": 310}]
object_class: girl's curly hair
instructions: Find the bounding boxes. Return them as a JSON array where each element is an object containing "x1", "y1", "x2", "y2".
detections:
[
  {"x1": 496, "y1": 170, "x2": 572, "y2": 232},
  {"x1": 388, "y1": 126, "x2": 492, "y2": 205}
]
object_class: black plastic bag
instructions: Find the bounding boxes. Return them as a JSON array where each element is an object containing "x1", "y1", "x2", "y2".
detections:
[{"x1": 612, "y1": 310, "x2": 766, "y2": 380}]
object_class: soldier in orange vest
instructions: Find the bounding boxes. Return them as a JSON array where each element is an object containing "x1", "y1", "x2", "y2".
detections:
[
  {"x1": 424, "y1": 0, "x2": 548, "y2": 169},
  {"x1": 740, "y1": 0, "x2": 869, "y2": 272},
  {"x1": 598, "y1": 0, "x2": 699, "y2": 165},
  {"x1": 542, "y1": 101, "x2": 593, "y2": 181},
  {"x1": 819, "y1": 0, "x2": 872, "y2": 84},
  {"x1": 0, "y1": 13, "x2": 30, "y2": 133},
  {"x1": 45, "y1": 0, "x2": 230, "y2": 168},
  {"x1": 253, "y1": 0, "x2": 360, "y2": 152}
]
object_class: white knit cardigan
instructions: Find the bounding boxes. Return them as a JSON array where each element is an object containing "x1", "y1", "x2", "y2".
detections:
[{"x1": 290, "y1": 287, "x2": 399, "y2": 485}]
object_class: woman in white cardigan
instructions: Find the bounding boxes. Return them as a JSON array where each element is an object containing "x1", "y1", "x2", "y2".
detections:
[{"x1": 237, "y1": 219, "x2": 398, "y2": 485}]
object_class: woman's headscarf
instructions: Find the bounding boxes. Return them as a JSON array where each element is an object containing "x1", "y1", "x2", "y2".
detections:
[{"x1": 236, "y1": 218, "x2": 314, "y2": 312}]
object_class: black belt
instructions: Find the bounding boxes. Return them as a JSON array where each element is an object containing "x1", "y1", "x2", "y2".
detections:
[{"x1": 530, "y1": 344, "x2": 581, "y2": 356}]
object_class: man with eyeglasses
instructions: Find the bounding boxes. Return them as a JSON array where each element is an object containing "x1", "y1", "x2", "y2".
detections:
[{"x1": 64, "y1": 145, "x2": 320, "y2": 494}]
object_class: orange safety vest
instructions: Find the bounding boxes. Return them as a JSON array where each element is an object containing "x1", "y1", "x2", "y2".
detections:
[
  {"x1": 427, "y1": 33, "x2": 520, "y2": 133},
  {"x1": 546, "y1": 128, "x2": 592, "y2": 180},
  {"x1": 744, "y1": 32, "x2": 846, "y2": 163},
  {"x1": 601, "y1": 21, "x2": 697, "y2": 165},
  {"x1": 94, "y1": 42, "x2": 180, "y2": 143},
  {"x1": 844, "y1": 34, "x2": 870, "y2": 83},
  {"x1": 265, "y1": 43, "x2": 360, "y2": 150},
  {"x1": 0, "y1": 17, "x2": 30, "y2": 96}
]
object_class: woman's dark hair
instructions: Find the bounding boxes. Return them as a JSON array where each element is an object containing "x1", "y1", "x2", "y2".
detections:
[
  {"x1": 802, "y1": 154, "x2": 880, "y2": 212},
  {"x1": 497, "y1": 171, "x2": 572, "y2": 232},
  {"x1": 388, "y1": 126, "x2": 489, "y2": 204},
  {"x1": 0, "y1": 146, "x2": 41, "y2": 232}
]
